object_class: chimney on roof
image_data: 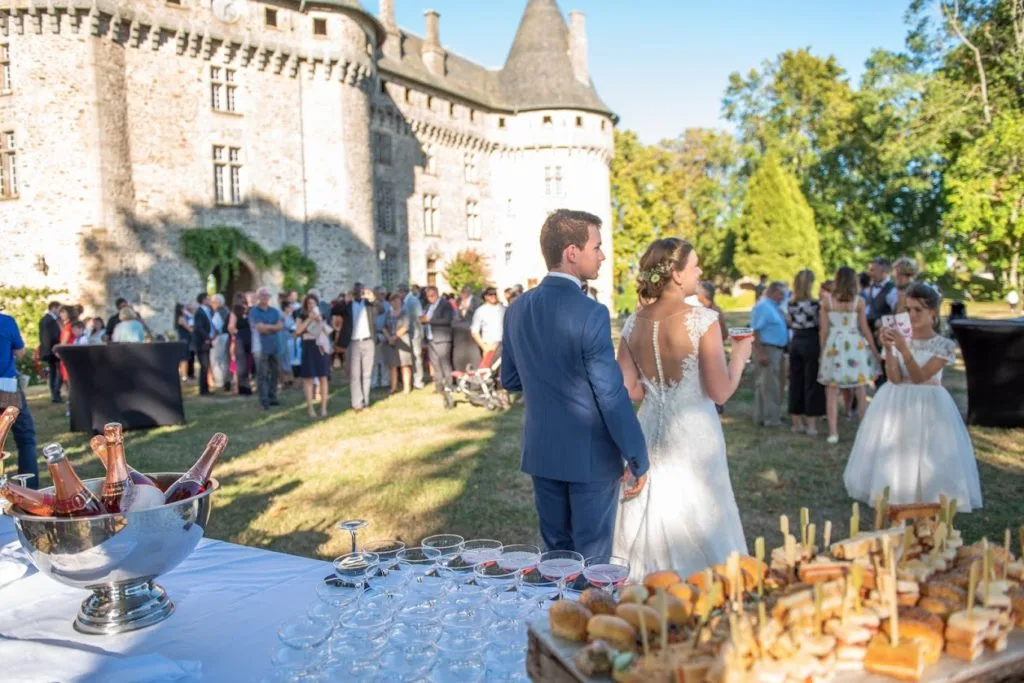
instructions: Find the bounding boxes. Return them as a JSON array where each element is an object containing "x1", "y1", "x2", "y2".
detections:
[
  {"x1": 380, "y1": 0, "x2": 397, "y2": 33},
  {"x1": 423, "y1": 10, "x2": 445, "y2": 76},
  {"x1": 568, "y1": 10, "x2": 588, "y2": 85}
]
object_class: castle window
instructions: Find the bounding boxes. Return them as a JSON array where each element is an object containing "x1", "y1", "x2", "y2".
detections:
[
  {"x1": 427, "y1": 95, "x2": 434, "y2": 111},
  {"x1": 265, "y1": 8, "x2": 278, "y2": 28},
  {"x1": 464, "y1": 153, "x2": 478, "y2": 183},
  {"x1": 498, "y1": 117, "x2": 506, "y2": 129},
  {"x1": 424, "y1": 143, "x2": 436, "y2": 176},
  {"x1": 372, "y1": 131, "x2": 392, "y2": 166},
  {"x1": 576, "y1": 116, "x2": 583, "y2": 128},
  {"x1": 313, "y1": 18, "x2": 328, "y2": 36},
  {"x1": 376, "y1": 181, "x2": 395, "y2": 234},
  {"x1": 542, "y1": 115, "x2": 553, "y2": 126},
  {"x1": 544, "y1": 165, "x2": 563, "y2": 197},
  {"x1": 601, "y1": 119, "x2": 606, "y2": 131},
  {"x1": 210, "y1": 66, "x2": 238, "y2": 113},
  {"x1": 166, "y1": 0, "x2": 182, "y2": 5},
  {"x1": 213, "y1": 145, "x2": 243, "y2": 205},
  {"x1": 0, "y1": 131, "x2": 17, "y2": 199},
  {"x1": 380, "y1": 249, "x2": 398, "y2": 290},
  {"x1": 470, "y1": 109, "x2": 476, "y2": 122},
  {"x1": 466, "y1": 200, "x2": 481, "y2": 241},
  {"x1": 423, "y1": 194, "x2": 440, "y2": 236},
  {"x1": 380, "y1": 80, "x2": 387, "y2": 95},
  {"x1": 0, "y1": 44, "x2": 10, "y2": 93},
  {"x1": 449, "y1": 102, "x2": 456, "y2": 119},
  {"x1": 404, "y1": 87, "x2": 411, "y2": 103},
  {"x1": 504, "y1": 242, "x2": 512, "y2": 267},
  {"x1": 506, "y1": 198, "x2": 515, "y2": 218}
]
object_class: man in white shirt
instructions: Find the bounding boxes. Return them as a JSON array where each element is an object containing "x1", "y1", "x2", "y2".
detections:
[
  {"x1": 342, "y1": 282, "x2": 375, "y2": 411},
  {"x1": 471, "y1": 287, "x2": 506, "y2": 355}
]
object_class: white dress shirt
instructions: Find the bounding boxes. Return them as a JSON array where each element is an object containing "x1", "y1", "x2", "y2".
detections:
[
  {"x1": 547, "y1": 272, "x2": 582, "y2": 289},
  {"x1": 423, "y1": 301, "x2": 440, "y2": 341},
  {"x1": 351, "y1": 300, "x2": 372, "y2": 341}
]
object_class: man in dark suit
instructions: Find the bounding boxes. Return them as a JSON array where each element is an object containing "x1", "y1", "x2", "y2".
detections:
[
  {"x1": 105, "y1": 298, "x2": 128, "y2": 341},
  {"x1": 38, "y1": 301, "x2": 63, "y2": 403},
  {"x1": 420, "y1": 285, "x2": 454, "y2": 392},
  {"x1": 191, "y1": 293, "x2": 214, "y2": 395},
  {"x1": 502, "y1": 209, "x2": 649, "y2": 560}
]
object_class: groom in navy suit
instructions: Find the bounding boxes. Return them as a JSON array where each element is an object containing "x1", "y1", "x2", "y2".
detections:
[{"x1": 501, "y1": 209, "x2": 649, "y2": 560}]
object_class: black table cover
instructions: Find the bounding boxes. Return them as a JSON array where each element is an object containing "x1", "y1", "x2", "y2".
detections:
[
  {"x1": 55, "y1": 342, "x2": 188, "y2": 433},
  {"x1": 950, "y1": 318, "x2": 1024, "y2": 428}
]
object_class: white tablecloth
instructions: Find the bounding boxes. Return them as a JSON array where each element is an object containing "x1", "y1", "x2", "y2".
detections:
[{"x1": 0, "y1": 516, "x2": 331, "y2": 682}]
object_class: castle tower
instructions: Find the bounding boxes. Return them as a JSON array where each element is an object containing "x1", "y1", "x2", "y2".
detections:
[{"x1": 497, "y1": 0, "x2": 615, "y2": 305}]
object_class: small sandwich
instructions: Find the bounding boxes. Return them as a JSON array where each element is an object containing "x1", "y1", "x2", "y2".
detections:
[
  {"x1": 798, "y1": 560, "x2": 851, "y2": 585},
  {"x1": 1009, "y1": 586, "x2": 1024, "y2": 627},
  {"x1": 897, "y1": 580, "x2": 921, "y2": 607},
  {"x1": 865, "y1": 634, "x2": 926, "y2": 681},
  {"x1": 918, "y1": 594, "x2": 959, "y2": 619},
  {"x1": 887, "y1": 503, "x2": 942, "y2": 525},
  {"x1": 944, "y1": 610, "x2": 991, "y2": 661},
  {"x1": 882, "y1": 607, "x2": 945, "y2": 665},
  {"x1": 921, "y1": 579, "x2": 967, "y2": 606},
  {"x1": 830, "y1": 527, "x2": 905, "y2": 560}
]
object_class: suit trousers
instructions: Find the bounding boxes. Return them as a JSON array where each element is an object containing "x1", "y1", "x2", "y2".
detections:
[
  {"x1": 11, "y1": 390, "x2": 38, "y2": 488},
  {"x1": 531, "y1": 476, "x2": 620, "y2": 560},
  {"x1": 47, "y1": 358, "x2": 62, "y2": 401},
  {"x1": 196, "y1": 348, "x2": 211, "y2": 395},
  {"x1": 427, "y1": 339, "x2": 452, "y2": 390},
  {"x1": 348, "y1": 339, "x2": 375, "y2": 409},
  {"x1": 754, "y1": 345, "x2": 784, "y2": 426},
  {"x1": 411, "y1": 333, "x2": 425, "y2": 388}
]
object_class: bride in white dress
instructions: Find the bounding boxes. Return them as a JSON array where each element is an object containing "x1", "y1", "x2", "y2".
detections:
[{"x1": 612, "y1": 238, "x2": 752, "y2": 580}]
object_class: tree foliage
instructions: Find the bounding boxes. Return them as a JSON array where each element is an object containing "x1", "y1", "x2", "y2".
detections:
[
  {"x1": 0, "y1": 285, "x2": 68, "y2": 341},
  {"x1": 444, "y1": 249, "x2": 491, "y2": 294}
]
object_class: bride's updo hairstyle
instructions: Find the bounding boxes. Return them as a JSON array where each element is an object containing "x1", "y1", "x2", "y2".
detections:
[{"x1": 636, "y1": 238, "x2": 694, "y2": 302}]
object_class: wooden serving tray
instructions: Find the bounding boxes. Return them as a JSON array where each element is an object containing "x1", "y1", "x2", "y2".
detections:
[{"x1": 527, "y1": 617, "x2": 1024, "y2": 682}]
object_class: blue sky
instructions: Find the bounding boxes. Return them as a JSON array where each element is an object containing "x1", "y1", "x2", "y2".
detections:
[{"x1": 368, "y1": 0, "x2": 911, "y2": 143}]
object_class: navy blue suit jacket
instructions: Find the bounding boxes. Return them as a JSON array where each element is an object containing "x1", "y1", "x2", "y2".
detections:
[{"x1": 501, "y1": 275, "x2": 649, "y2": 483}]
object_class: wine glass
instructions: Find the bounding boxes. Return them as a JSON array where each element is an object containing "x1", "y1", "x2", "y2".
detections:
[
  {"x1": 728, "y1": 326, "x2": 754, "y2": 341},
  {"x1": 333, "y1": 551, "x2": 379, "y2": 589},
  {"x1": 583, "y1": 554, "x2": 630, "y2": 594},
  {"x1": 422, "y1": 534, "x2": 464, "y2": 558},
  {"x1": 316, "y1": 573, "x2": 364, "y2": 608},
  {"x1": 337, "y1": 519, "x2": 369, "y2": 553},
  {"x1": 537, "y1": 550, "x2": 584, "y2": 600},
  {"x1": 459, "y1": 539, "x2": 503, "y2": 565},
  {"x1": 396, "y1": 546, "x2": 442, "y2": 579},
  {"x1": 363, "y1": 539, "x2": 406, "y2": 571}
]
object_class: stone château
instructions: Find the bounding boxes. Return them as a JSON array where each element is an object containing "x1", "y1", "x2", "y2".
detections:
[{"x1": 0, "y1": 0, "x2": 615, "y2": 332}]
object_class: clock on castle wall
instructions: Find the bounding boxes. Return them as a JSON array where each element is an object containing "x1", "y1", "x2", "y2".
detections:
[{"x1": 212, "y1": 0, "x2": 246, "y2": 24}]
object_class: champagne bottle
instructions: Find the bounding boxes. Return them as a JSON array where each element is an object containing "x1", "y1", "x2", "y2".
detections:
[
  {"x1": 163, "y1": 433, "x2": 228, "y2": 504},
  {"x1": 99, "y1": 423, "x2": 135, "y2": 513},
  {"x1": 0, "y1": 480, "x2": 56, "y2": 516},
  {"x1": 89, "y1": 435, "x2": 161, "y2": 489},
  {"x1": 43, "y1": 443, "x2": 107, "y2": 517},
  {"x1": 0, "y1": 406, "x2": 19, "y2": 453}
]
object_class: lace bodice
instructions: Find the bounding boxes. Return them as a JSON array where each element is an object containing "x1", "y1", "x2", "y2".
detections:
[
  {"x1": 894, "y1": 336, "x2": 957, "y2": 385},
  {"x1": 622, "y1": 306, "x2": 719, "y2": 406}
]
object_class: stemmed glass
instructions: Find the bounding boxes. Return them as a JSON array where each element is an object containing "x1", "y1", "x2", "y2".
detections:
[
  {"x1": 422, "y1": 534, "x2": 464, "y2": 558},
  {"x1": 364, "y1": 539, "x2": 408, "y2": 596},
  {"x1": 537, "y1": 550, "x2": 584, "y2": 600},
  {"x1": 497, "y1": 544, "x2": 541, "y2": 572},
  {"x1": 396, "y1": 546, "x2": 441, "y2": 578},
  {"x1": 337, "y1": 519, "x2": 369, "y2": 553},
  {"x1": 582, "y1": 554, "x2": 630, "y2": 594},
  {"x1": 273, "y1": 615, "x2": 332, "y2": 678},
  {"x1": 332, "y1": 551, "x2": 379, "y2": 589},
  {"x1": 459, "y1": 539, "x2": 503, "y2": 565}
]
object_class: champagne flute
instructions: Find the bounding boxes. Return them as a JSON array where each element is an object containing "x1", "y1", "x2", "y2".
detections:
[
  {"x1": 337, "y1": 519, "x2": 369, "y2": 553},
  {"x1": 537, "y1": 550, "x2": 584, "y2": 600}
]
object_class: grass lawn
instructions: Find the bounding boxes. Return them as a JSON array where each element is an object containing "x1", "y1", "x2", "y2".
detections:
[{"x1": 17, "y1": 303, "x2": 1024, "y2": 561}]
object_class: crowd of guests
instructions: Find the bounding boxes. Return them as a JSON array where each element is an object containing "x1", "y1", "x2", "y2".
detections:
[{"x1": 173, "y1": 282, "x2": 523, "y2": 418}]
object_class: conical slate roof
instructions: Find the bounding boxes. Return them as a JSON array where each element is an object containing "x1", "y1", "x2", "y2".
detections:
[{"x1": 498, "y1": 0, "x2": 612, "y2": 115}]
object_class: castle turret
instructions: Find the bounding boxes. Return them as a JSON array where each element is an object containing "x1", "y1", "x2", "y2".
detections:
[
  {"x1": 568, "y1": 11, "x2": 589, "y2": 86},
  {"x1": 422, "y1": 10, "x2": 446, "y2": 77}
]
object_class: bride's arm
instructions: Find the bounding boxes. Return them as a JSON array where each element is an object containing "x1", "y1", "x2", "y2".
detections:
[
  {"x1": 699, "y1": 321, "x2": 752, "y2": 405},
  {"x1": 617, "y1": 338, "x2": 645, "y2": 403}
]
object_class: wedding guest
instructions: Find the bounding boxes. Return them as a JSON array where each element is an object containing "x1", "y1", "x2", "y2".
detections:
[
  {"x1": 57, "y1": 306, "x2": 75, "y2": 394},
  {"x1": 470, "y1": 287, "x2": 505, "y2": 355},
  {"x1": 754, "y1": 274, "x2": 769, "y2": 301},
  {"x1": 844, "y1": 283, "x2": 982, "y2": 512},
  {"x1": 282, "y1": 300, "x2": 302, "y2": 382},
  {"x1": 227, "y1": 293, "x2": 252, "y2": 395},
  {"x1": 786, "y1": 270, "x2": 825, "y2": 436},
  {"x1": 338, "y1": 282, "x2": 375, "y2": 411},
  {"x1": 372, "y1": 295, "x2": 390, "y2": 389},
  {"x1": 892, "y1": 256, "x2": 919, "y2": 313},
  {"x1": 71, "y1": 320, "x2": 89, "y2": 345},
  {"x1": 111, "y1": 306, "x2": 145, "y2": 343},
  {"x1": 384, "y1": 293, "x2": 413, "y2": 395},
  {"x1": 858, "y1": 272, "x2": 872, "y2": 303},
  {"x1": 87, "y1": 317, "x2": 106, "y2": 345},
  {"x1": 105, "y1": 297, "x2": 128, "y2": 341},
  {"x1": 751, "y1": 281, "x2": 788, "y2": 427},
  {"x1": 421, "y1": 286, "x2": 454, "y2": 392},
  {"x1": 249, "y1": 287, "x2": 284, "y2": 410},
  {"x1": 192, "y1": 293, "x2": 214, "y2": 395},
  {"x1": 210, "y1": 294, "x2": 230, "y2": 391},
  {"x1": 175, "y1": 303, "x2": 193, "y2": 381},
  {"x1": 294, "y1": 294, "x2": 331, "y2": 418},
  {"x1": 38, "y1": 301, "x2": 62, "y2": 403},
  {"x1": 1009, "y1": 289, "x2": 1021, "y2": 315},
  {"x1": 818, "y1": 279, "x2": 835, "y2": 307},
  {"x1": 397, "y1": 283, "x2": 425, "y2": 389},
  {"x1": 457, "y1": 286, "x2": 479, "y2": 321},
  {"x1": 697, "y1": 281, "x2": 728, "y2": 342},
  {"x1": 1, "y1": 311, "x2": 38, "y2": 487},
  {"x1": 818, "y1": 267, "x2": 880, "y2": 444}
]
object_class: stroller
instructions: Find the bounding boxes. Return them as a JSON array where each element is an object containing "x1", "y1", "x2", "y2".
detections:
[{"x1": 442, "y1": 347, "x2": 509, "y2": 411}]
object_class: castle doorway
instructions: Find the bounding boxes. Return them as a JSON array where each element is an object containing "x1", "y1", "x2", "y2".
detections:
[{"x1": 213, "y1": 260, "x2": 257, "y2": 306}]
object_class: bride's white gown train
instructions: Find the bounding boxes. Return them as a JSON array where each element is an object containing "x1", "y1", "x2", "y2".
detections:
[{"x1": 612, "y1": 306, "x2": 747, "y2": 580}]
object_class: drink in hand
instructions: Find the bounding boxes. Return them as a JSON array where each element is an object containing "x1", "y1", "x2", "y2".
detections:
[
  {"x1": 100, "y1": 423, "x2": 135, "y2": 513},
  {"x1": 163, "y1": 433, "x2": 228, "y2": 504},
  {"x1": 728, "y1": 327, "x2": 754, "y2": 341},
  {"x1": 44, "y1": 443, "x2": 108, "y2": 517}
]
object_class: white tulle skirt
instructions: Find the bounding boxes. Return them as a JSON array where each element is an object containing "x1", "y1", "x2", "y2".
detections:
[{"x1": 844, "y1": 383, "x2": 983, "y2": 512}]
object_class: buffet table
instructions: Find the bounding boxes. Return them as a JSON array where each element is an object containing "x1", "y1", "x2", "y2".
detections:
[{"x1": 0, "y1": 517, "x2": 328, "y2": 682}]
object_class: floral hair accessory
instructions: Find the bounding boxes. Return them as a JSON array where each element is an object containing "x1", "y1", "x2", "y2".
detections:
[{"x1": 638, "y1": 260, "x2": 673, "y2": 285}]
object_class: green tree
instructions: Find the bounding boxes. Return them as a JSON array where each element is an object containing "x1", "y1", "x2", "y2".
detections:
[
  {"x1": 732, "y1": 152, "x2": 824, "y2": 282},
  {"x1": 444, "y1": 249, "x2": 491, "y2": 294}
]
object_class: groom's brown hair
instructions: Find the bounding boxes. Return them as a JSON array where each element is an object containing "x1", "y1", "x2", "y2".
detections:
[{"x1": 540, "y1": 209, "x2": 601, "y2": 270}]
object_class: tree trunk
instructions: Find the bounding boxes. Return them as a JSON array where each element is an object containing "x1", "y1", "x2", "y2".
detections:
[{"x1": 942, "y1": 0, "x2": 993, "y2": 127}]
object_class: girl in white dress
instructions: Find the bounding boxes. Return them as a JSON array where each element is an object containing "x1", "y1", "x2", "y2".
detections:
[
  {"x1": 844, "y1": 283, "x2": 982, "y2": 512},
  {"x1": 613, "y1": 238, "x2": 753, "y2": 580}
]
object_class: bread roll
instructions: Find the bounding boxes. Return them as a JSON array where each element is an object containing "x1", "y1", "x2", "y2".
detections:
[
  {"x1": 578, "y1": 587, "x2": 617, "y2": 616},
  {"x1": 666, "y1": 581, "x2": 695, "y2": 605},
  {"x1": 643, "y1": 570, "x2": 681, "y2": 593},
  {"x1": 918, "y1": 595, "x2": 957, "y2": 619},
  {"x1": 615, "y1": 603, "x2": 663, "y2": 636},
  {"x1": 618, "y1": 584, "x2": 650, "y2": 604},
  {"x1": 645, "y1": 591, "x2": 691, "y2": 626},
  {"x1": 548, "y1": 599, "x2": 591, "y2": 642},
  {"x1": 587, "y1": 614, "x2": 638, "y2": 652}
]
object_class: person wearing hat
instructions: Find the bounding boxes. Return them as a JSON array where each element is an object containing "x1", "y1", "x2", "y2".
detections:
[{"x1": 470, "y1": 287, "x2": 505, "y2": 355}]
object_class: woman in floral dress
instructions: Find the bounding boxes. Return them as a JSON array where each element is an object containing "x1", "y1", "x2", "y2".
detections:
[{"x1": 818, "y1": 266, "x2": 881, "y2": 444}]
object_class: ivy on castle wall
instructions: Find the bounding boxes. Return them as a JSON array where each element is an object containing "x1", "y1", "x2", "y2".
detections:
[{"x1": 180, "y1": 227, "x2": 318, "y2": 294}]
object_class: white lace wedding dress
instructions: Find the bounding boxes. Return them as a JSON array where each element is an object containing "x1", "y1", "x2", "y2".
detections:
[{"x1": 612, "y1": 306, "x2": 747, "y2": 581}]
